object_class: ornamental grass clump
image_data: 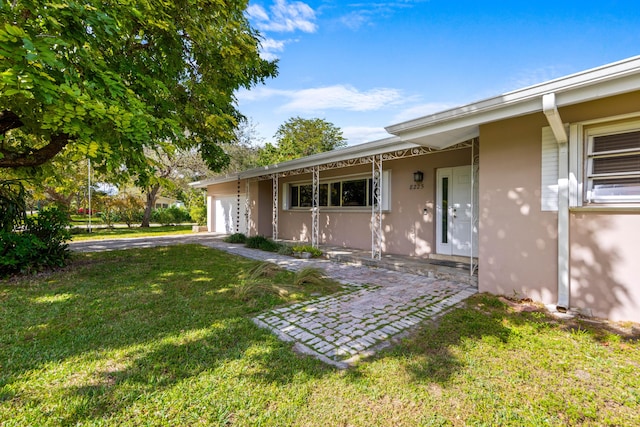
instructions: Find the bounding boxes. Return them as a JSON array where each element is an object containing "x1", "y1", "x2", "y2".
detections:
[
  {"x1": 223, "y1": 232, "x2": 247, "y2": 243},
  {"x1": 234, "y1": 261, "x2": 295, "y2": 301},
  {"x1": 244, "y1": 235, "x2": 280, "y2": 252}
]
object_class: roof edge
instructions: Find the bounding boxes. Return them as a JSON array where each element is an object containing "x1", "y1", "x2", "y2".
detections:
[
  {"x1": 386, "y1": 55, "x2": 640, "y2": 135},
  {"x1": 190, "y1": 136, "x2": 419, "y2": 188}
]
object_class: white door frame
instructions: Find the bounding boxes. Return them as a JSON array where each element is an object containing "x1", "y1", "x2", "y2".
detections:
[{"x1": 436, "y1": 165, "x2": 477, "y2": 257}]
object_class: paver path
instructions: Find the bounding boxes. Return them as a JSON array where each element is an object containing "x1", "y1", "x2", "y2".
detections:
[{"x1": 71, "y1": 234, "x2": 477, "y2": 368}]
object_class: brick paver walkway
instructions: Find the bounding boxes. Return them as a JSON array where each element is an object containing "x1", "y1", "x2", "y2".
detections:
[
  {"x1": 71, "y1": 234, "x2": 477, "y2": 368},
  {"x1": 199, "y1": 240, "x2": 477, "y2": 368}
]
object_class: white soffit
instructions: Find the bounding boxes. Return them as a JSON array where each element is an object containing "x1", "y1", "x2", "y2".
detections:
[{"x1": 387, "y1": 55, "x2": 640, "y2": 148}]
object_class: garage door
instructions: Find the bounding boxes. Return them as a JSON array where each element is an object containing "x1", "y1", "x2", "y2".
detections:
[{"x1": 214, "y1": 195, "x2": 246, "y2": 234}]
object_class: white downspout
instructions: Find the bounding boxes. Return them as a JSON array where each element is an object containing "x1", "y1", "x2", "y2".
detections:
[{"x1": 542, "y1": 93, "x2": 570, "y2": 311}]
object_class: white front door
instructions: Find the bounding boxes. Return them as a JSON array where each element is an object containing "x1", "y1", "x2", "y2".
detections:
[
  {"x1": 436, "y1": 166, "x2": 477, "y2": 257},
  {"x1": 214, "y1": 195, "x2": 246, "y2": 234}
]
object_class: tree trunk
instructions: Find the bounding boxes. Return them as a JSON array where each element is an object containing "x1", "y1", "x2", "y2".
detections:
[{"x1": 141, "y1": 184, "x2": 160, "y2": 228}]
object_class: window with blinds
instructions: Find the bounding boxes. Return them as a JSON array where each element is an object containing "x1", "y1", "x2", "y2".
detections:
[{"x1": 586, "y1": 129, "x2": 640, "y2": 203}]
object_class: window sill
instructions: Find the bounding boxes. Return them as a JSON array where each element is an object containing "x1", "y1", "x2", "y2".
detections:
[
  {"x1": 285, "y1": 208, "x2": 391, "y2": 213},
  {"x1": 571, "y1": 204, "x2": 640, "y2": 213}
]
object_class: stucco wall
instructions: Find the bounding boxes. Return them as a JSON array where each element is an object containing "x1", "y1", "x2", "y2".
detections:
[
  {"x1": 275, "y1": 149, "x2": 471, "y2": 255},
  {"x1": 570, "y1": 212, "x2": 640, "y2": 321},
  {"x1": 479, "y1": 91, "x2": 640, "y2": 322},
  {"x1": 256, "y1": 180, "x2": 273, "y2": 237},
  {"x1": 478, "y1": 115, "x2": 558, "y2": 304}
]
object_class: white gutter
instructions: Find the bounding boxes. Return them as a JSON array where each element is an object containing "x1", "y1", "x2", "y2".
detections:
[{"x1": 542, "y1": 93, "x2": 570, "y2": 311}]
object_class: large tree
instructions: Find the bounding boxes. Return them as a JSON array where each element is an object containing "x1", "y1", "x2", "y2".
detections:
[
  {"x1": 257, "y1": 117, "x2": 346, "y2": 165},
  {"x1": 0, "y1": 0, "x2": 277, "y2": 172}
]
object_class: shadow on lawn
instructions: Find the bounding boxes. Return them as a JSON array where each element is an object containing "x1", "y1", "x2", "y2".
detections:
[
  {"x1": 380, "y1": 293, "x2": 640, "y2": 386},
  {"x1": 1, "y1": 245, "x2": 331, "y2": 425},
  {"x1": 389, "y1": 293, "x2": 514, "y2": 384}
]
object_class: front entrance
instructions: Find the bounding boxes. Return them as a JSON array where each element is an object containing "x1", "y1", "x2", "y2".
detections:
[{"x1": 436, "y1": 165, "x2": 477, "y2": 257}]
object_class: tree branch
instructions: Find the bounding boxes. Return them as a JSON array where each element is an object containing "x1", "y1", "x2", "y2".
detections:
[
  {"x1": 0, "y1": 110, "x2": 24, "y2": 135},
  {"x1": 0, "y1": 133, "x2": 71, "y2": 168}
]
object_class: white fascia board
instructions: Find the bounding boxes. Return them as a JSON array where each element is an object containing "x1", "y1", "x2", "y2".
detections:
[
  {"x1": 387, "y1": 55, "x2": 640, "y2": 142},
  {"x1": 189, "y1": 136, "x2": 420, "y2": 188},
  {"x1": 394, "y1": 98, "x2": 540, "y2": 145},
  {"x1": 239, "y1": 137, "x2": 418, "y2": 179},
  {"x1": 189, "y1": 175, "x2": 240, "y2": 188}
]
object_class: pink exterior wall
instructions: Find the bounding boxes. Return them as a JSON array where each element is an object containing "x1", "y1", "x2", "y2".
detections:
[
  {"x1": 256, "y1": 180, "x2": 273, "y2": 237},
  {"x1": 570, "y1": 212, "x2": 640, "y2": 321},
  {"x1": 276, "y1": 149, "x2": 471, "y2": 255},
  {"x1": 478, "y1": 115, "x2": 558, "y2": 304},
  {"x1": 479, "y1": 91, "x2": 640, "y2": 322}
]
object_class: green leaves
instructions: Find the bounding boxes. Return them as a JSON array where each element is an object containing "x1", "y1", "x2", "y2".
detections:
[
  {"x1": 258, "y1": 117, "x2": 347, "y2": 165},
  {"x1": 0, "y1": 0, "x2": 277, "y2": 171}
]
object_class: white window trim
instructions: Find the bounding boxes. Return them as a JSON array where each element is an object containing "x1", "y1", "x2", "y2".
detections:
[
  {"x1": 581, "y1": 118, "x2": 640, "y2": 205},
  {"x1": 284, "y1": 170, "x2": 391, "y2": 211}
]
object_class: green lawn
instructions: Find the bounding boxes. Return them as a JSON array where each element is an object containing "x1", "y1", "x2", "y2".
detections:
[
  {"x1": 1, "y1": 245, "x2": 638, "y2": 426},
  {"x1": 70, "y1": 225, "x2": 194, "y2": 241}
]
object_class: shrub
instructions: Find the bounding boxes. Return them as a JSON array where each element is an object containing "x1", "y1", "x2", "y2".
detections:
[
  {"x1": 152, "y1": 206, "x2": 191, "y2": 225},
  {"x1": 0, "y1": 179, "x2": 26, "y2": 232},
  {"x1": 100, "y1": 210, "x2": 119, "y2": 228},
  {"x1": 0, "y1": 206, "x2": 71, "y2": 277},
  {"x1": 277, "y1": 245, "x2": 294, "y2": 256},
  {"x1": 114, "y1": 195, "x2": 144, "y2": 227},
  {"x1": 245, "y1": 235, "x2": 280, "y2": 252},
  {"x1": 224, "y1": 233, "x2": 247, "y2": 243},
  {"x1": 292, "y1": 244, "x2": 323, "y2": 258},
  {"x1": 189, "y1": 204, "x2": 206, "y2": 226}
]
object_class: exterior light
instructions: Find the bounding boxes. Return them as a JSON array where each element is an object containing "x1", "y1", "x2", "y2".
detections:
[{"x1": 413, "y1": 171, "x2": 424, "y2": 183}]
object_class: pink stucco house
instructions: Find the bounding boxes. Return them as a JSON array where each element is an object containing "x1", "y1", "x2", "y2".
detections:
[{"x1": 191, "y1": 56, "x2": 640, "y2": 323}]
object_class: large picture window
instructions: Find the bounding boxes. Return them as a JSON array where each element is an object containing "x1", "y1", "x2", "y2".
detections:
[
  {"x1": 288, "y1": 173, "x2": 390, "y2": 209},
  {"x1": 586, "y1": 125, "x2": 640, "y2": 203}
]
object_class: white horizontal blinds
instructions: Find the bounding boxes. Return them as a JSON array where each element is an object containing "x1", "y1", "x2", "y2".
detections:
[
  {"x1": 541, "y1": 126, "x2": 559, "y2": 211},
  {"x1": 587, "y1": 129, "x2": 640, "y2": 203}
]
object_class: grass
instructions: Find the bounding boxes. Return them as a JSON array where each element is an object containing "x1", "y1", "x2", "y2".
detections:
[
  {"x1": 1, "y1": 246, "x2": 639, "y2": 426},
  {"x1": 71, "y1": 215, "x2": 105, "y2": 225},
  {"x1": 70, "y1": 225, "x2": 193, "y2": 241}
]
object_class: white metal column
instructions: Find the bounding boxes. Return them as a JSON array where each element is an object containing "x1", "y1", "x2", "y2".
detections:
[
  {"x1": 236, "y1": 177, "x2": 241, "y2": 233},
  {"x1": 371, "y1": 154, "x2": 383, "y2": 259},
  {"x1": 272, "y1": 174, "x2": 278, "y2": 240},
  {"x1": 245, "y1": 179, "x2": 251, "y2": 236},
  {"x1": 470, "y1": 138, "x2": 479, "y2": 276},
  {"x1": 311, "y1": 165, "x2": 319, "y2": 248}
]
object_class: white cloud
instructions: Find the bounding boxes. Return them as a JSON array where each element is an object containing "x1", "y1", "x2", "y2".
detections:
[
  {"x1": 258, "y1": 37, "x2": 290, "y2": 60},
  {"x1": 238, "y1": 84, "x2": 406, "y2": 113},
  {"x1": 508, "y1": 65, "x2": 567, "y2": 91},
  {"x1": 339, "y1": 11, "x2": 371, "y2": 30},
  {"x1": 282, "y1": 85, "x2": 404, "y2": 112},
  {"x1": 246, "y1": 4, "x2": 269, "y2": 22},
  {"x1": 343, "y1": 126, "x2": 392, "y2": 145},
  {"x1": 338, "y1": 1, "x2": 424, "y2": 30},
  {"x1": 392, "y1": 102, "x2": 459, "y2": 123},
  {"x1": 249, "y1": 0, "x2": 317, "y2": 33}
]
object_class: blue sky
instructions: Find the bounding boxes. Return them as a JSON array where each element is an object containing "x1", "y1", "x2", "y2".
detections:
[{"x1": 237, "y1": 0, "x2": 640, "y2": 146}]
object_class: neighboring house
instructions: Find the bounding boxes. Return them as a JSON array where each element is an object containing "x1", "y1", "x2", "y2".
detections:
[
  {"x1": 191, "y1": 56, "x2": 640, "y2": 323},
  {"x1": 154, "y1": 196, "x2": 182, "y2": 209}
]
